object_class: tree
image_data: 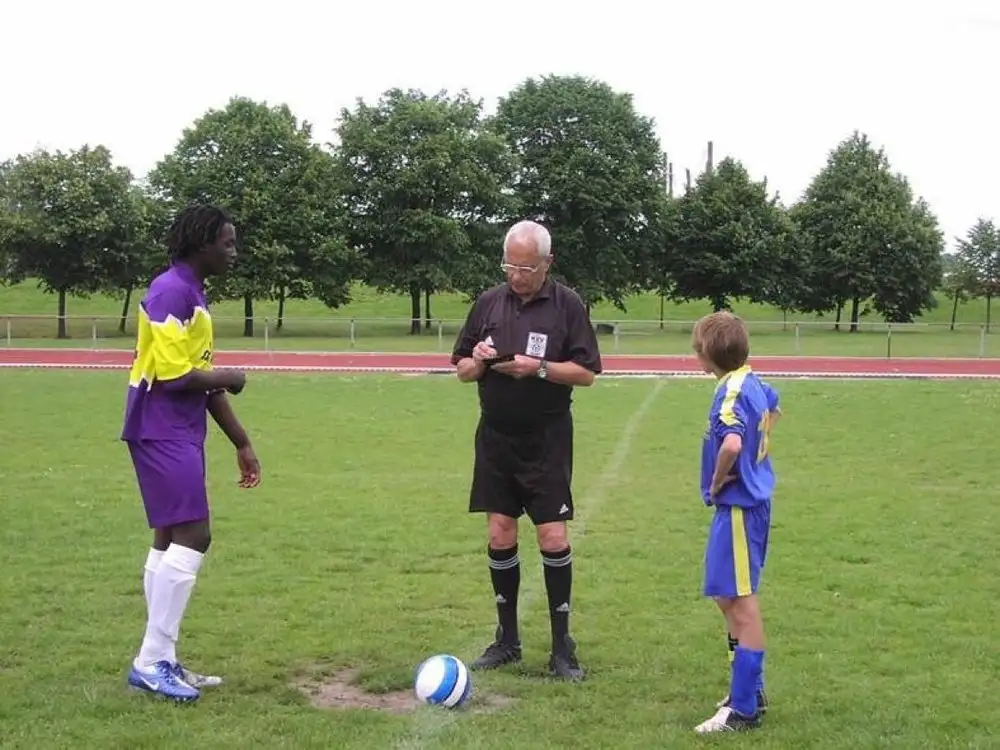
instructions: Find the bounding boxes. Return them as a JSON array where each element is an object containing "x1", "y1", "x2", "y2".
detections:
[
  {"x1": 644, "y1": 194, "x2": 682, "y2": 328},
  {"x1": 0, "y1": 160, "x2": 20, "y2": 285},
  {"x1": 956, "y1": 218, "x2": 1000, "y2": 331},
  {"x1": 758, "y1": 217, "x2": 809, "y2": 327},
  {"x1": 663, "y1": 158, "x2": 792, "y2": 312},
  {"x1": 151, "y1": 97, "x2": 353, "y2": 337},
  {"x1": 940, "y1": 250, "x2": 978, "y2": 331},
  {"x1": 103, "y1": 183, "x2": 171, "y2": 333},
  {"x1": 793, "y1": 131, "x2": 940, "y2": 331},
  {"x1": 335, "y1": 87, "x2": 515, "y2": 334},
  {"x1": 0, "y1": 145, "x2": 138, "y2": 338},
  {"x1": 493, "y1": 75, "x2": 666, "y2": 310},
  {"x1": 263, "y1": 147, "x2": 358, "y2": 331},
  {"x1": 869, "y1": 196, "x2": 944, "y2": 324}
]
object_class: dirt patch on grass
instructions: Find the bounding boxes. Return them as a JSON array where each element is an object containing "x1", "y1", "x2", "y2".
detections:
[
  {"x1": 299, "y1": 668, "x2": 416, "y2": 713},
  {"x1": 295, "y1": 667, "x2": 515, "y2": 714}
]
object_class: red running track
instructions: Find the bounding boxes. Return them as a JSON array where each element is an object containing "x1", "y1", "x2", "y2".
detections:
[{"x1": 1, "y1": 348, "x2": 1000, "y2": 378}]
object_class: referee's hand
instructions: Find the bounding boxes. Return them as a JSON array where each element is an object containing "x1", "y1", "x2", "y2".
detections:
[{"x1": 472, "y1": 341, "x2": 497, "y2": 363}]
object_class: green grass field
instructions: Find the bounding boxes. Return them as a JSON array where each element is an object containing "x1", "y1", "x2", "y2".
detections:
[
  {"x1": 2, "y1": 280, "x2": 999, "y2": 357},
  {"x1": 2, "y1": 370, "x2": 998, "y2": 748}
]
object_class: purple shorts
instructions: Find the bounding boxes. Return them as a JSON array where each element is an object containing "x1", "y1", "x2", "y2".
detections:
[{"x1": 127, "y1": 440, "x2": 209, "y2": 529}]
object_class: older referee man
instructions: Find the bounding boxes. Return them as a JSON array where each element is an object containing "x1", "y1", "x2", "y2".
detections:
[{"x1": 451, "y1": 219, "x2": 603, "y2": 680}]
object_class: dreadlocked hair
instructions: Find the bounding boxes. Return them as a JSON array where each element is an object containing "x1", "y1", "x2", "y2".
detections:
[{"x1": 166, "y1": 203, "x2": 233, "y2": 259}]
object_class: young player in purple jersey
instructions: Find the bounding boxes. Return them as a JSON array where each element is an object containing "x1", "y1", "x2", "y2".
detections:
[{"x1": 121, "y1": 203, "x2": 261, "y2": 702}]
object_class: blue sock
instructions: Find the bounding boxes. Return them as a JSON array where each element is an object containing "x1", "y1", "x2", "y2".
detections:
[
  {"x1": 729, "y1": 634, "x2": 764, "y2": 694},
  {"x1": 730, "y1": 646, "x2": 765, "y2": 716}
]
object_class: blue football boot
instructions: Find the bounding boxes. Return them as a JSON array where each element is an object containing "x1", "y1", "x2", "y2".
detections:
[
  {"x1": 172, "y1": 662, "x2": 223, "y2": 689},
  {"x1": 127, "y1": 660, "x2": 200, "y2": 702}
]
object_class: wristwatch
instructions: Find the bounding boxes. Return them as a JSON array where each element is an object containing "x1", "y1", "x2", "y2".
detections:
[{"x1": 537, "y1": 359, "x2": 548, "y2": 379}]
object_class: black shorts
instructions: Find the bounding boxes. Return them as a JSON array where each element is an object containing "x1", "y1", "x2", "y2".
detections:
[{"x1": 469, "y1": 412, "x2": 574, "y2": 525}]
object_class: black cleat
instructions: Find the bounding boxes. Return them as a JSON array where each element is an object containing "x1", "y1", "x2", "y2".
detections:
[
  {"x1": 548, "y1": 635, "x2": 585, "y2": 681},
  {"x1": 716, "y1": 688, "x2": 769, "y2": 714},
  {"x1": 694, "y1": 705, "x2": 763, "y2": 733},
  {"x1": 470, "y1": 627, "x2": 522, "y2": 671}
]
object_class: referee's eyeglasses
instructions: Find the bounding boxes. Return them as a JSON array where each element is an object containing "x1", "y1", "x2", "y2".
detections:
[{"x1": 500, "y1": 262, "x2": 542, "y2": 275}]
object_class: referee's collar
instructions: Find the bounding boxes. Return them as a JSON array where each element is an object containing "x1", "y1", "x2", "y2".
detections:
[{"x1": 507, "y1": 278, "x2": 553, "y2": 302}]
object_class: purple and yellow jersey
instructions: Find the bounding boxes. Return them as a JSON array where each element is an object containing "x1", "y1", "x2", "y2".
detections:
[
  {"x1": 120, "y1": 262, "x2": 215, "y2": 444},
  {"x1": 700, "y1": 365, "x2": 779, "y2": 508}
]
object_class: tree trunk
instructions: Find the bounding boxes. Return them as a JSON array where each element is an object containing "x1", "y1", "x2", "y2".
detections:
[
  {"x1": 424, "y1": 288, "x2": 431, "y2": 330},
  {"x1": 987, "y1": 295, "x2": 993, "y2": 334},
  {"x1": 277, "y1": 287, "x2": 286, "y2": 331},
  {"x1": 243, "y1": 295, "x2": 254, "y2": 337},
  {"x1": 835, "y1": 302, "x2": 843, "y2": 332},
  {"x1": 118, "y1": 286, "x2": 132, "y2": 334},
  {"x1": 849, "y1": 296, "x2": 860, "y2": 333},
  {"x1": 659, "y1": 292, "x2": 665, "y2": 330},
  {"x1": 710, "y1": 295, "x2": 728, "y2": 313},
  {"x1": 782, "y1": 308, "x2": 788, "y2": 332},
  {"x1": 950, "y1": 291, "x2": 960, "y2": 331},
  {"x1": 57, "y1": 288, "x2": 68, "y2": 339},
  {"x1": 409, "y1": 283, "x2": 420, "y2": 335}
]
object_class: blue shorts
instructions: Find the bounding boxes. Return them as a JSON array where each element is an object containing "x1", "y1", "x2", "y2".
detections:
[{"x1": 703, "y1": 502, "x2": 771, "y2": 598}]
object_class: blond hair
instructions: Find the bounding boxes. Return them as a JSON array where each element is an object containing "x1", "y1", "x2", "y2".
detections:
[{"x1": 692, "y1": 311, "x2": 750, "y2": 373}]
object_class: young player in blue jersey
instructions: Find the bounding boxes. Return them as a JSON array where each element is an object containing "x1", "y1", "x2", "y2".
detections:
[{"x1": 690, "y1": 312, "x2": 781, "y2": 734}]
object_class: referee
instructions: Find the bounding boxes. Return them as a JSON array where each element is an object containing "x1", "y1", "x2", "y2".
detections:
[{"x1": 451, "y1": 220, "x2": 603, "y2": 680}]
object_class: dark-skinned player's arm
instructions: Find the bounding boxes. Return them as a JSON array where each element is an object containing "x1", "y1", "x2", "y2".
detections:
[
  {"x1": 207, "y1": 391, "x2": 261, "y2": 488},
  {"x1": 166, "y1": 368, "x2": 246, "y2": 394}
]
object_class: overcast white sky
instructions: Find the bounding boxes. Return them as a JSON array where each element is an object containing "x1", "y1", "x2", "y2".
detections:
[{"x1": 2, "y1": 0, "x2": 997, "y2": 247}]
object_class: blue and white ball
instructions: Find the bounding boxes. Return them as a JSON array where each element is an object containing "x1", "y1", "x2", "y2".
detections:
[{"x1": 413, "y1": 654, "x2": 472, "y2": 708}]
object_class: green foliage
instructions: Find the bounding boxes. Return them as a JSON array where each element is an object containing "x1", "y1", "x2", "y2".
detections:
[
  {"x1": 102, "y1": 183, "x2": 169, "y2": 294},
  {"x1": 793, "y1": 131, "x2": 943, "y2": 328},
  {"x1": 0, "y1": 159, "x2": 20, "y2": 285},
  {"x1": 870, "y1": 196, "x2": 944, "y2": 323},
  {"x1": 493, "y1": 75, "x2": 667, "y2": 310},
  {"x1": 335, "y1": 88, "x2": 515, "y2": 331},
  {"x1": 955, "y1": 217, "x2": 1000, "y2": 330},
  {"x1": 0, "y1": 145, "x2": 138, "y2": 336},
  {"x1": 0, "y1": 84, "x2": 989, "y2": 335},
  {"x1": 150, "y1": 97, "x2": 353, "y2": 334},
  {"x1": 662, "y1": 158, "x2": 792, "y2": 312},
  {"x1": 956, "y1": 218, "x2": 1000, "y2": 297}
]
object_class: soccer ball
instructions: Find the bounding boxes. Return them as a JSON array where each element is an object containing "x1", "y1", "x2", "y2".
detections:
[{"x1": 413, "y1": 654, "x2": 472, "y2": 708}]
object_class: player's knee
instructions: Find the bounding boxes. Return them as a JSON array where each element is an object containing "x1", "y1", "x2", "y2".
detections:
[
  {"x1": 728, "y1": 595, "x2": 761, "y2": 628},
  {"x1": 171, "y1": 521, "x2": 212, "y2": 554},
  {"x1": 487, "y1": 514, "x2": 517, "y2": 549},
  {"x1": 536, "y1": 521, "x2": 568, "y2": 552},
  {"x1": 152, "y1": 527, "x2": 172, "y2": 551}
]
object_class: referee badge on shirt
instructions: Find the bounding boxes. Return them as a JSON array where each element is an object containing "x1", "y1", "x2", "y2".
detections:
[{"x1": 526, "y1": 331, "x2": 548, "y2": 358}]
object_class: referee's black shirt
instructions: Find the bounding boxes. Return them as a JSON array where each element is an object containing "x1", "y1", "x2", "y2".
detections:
[{"x1": 451, "y1": 280, "x2": 603, "y2": 431}]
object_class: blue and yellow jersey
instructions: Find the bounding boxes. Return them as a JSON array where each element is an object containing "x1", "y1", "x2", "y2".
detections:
[
  {"x1": 700, "y1": 365, "x2": 779, "y2": 508},
  {"x1": 120, "y1": 262, "x2": 215, "y2": 444}
]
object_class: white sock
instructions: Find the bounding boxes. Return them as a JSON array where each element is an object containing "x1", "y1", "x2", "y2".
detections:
[
  {"x1": 135, "y1": 543, "x2": 204, "y2": 671},
  {"x1": 143, "y1": 548, "x2": 165, "y2": 611}
]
